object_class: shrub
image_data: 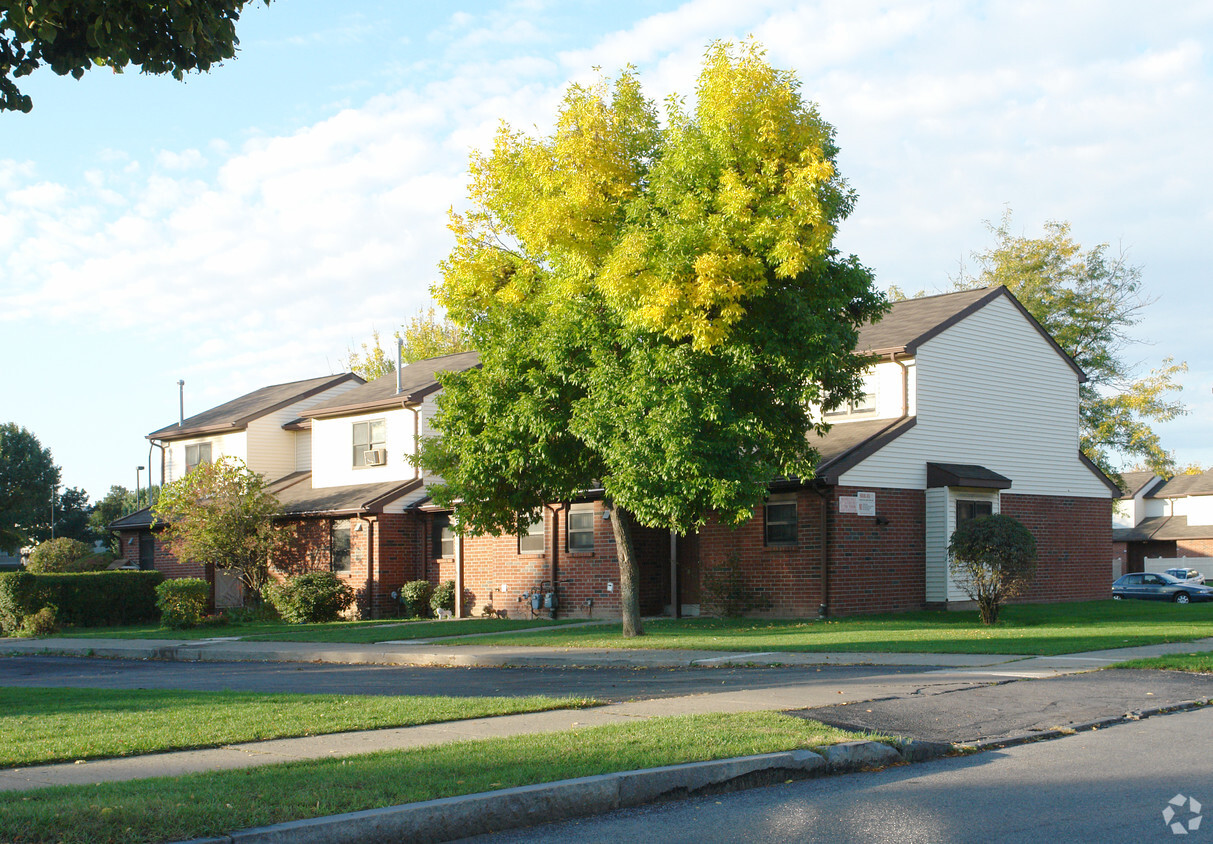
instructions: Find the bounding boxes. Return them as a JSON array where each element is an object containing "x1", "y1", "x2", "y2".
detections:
[
  {"x1": 65, "y1": 552, "x2": 115, "y2": 573},
  {"x1": 0, "y1": 570, "x2": 162, "y2": 634},
  {"x1": 949, "y1": 514, "x2": 1037, "y2": 625},
  {"x1": 16, "y1": 605, "x2": 58, "y2": 637},
  {"x1": 430, "y1": 580, "x2": 456, "y2": 615},
  {"x1": 398, "y1": 580, "x2": 434, "y2": 618},
  {"x1": 264, "y1": 571, "x2": 354, "y2": 624},
  {"x1": 26, "y1": 538, "x2": 92, "y2": 573},
  {"x1": 702, "y1": 554, "x2": 772, "y2": 617},
  {"x1": 156, "y1": 578, "x2": 210, "y2": 629}
]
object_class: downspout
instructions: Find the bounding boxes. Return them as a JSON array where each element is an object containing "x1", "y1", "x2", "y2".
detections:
[
  {"x1": 454, "y1": 518, "x2": 464, "y2": 619},
  {"x1": 406, "y1": 405, "x2": 420, "y2": 480},
  {"x1": 148, "y1": 440, "x2": 166, "y2": 501},
  {"x1": 670, "y1": 529, "x2": 680, "y2": 619},
  {"x1": 889, "y1": 353, "x2": 910, "y2": 418},
  {"x1": 810, "y1": 483, "x2": 830, "y2": 618},
  {"x1": 358, "y1": 515, "x2": 375, "y2": 619},
  {"x1": 548, "y1": 503, "x2": 560, "y2": 619}
]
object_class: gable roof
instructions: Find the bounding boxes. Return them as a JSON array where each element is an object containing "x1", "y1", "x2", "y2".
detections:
[
  {"x1": 303, "y1": 351, "x2": 481, "y2": 419},
  {"x1": 1113, "y1": 515, "x2": 1213, "y2": 542},
  {"x1": 1118, "y1": 471, "x2": 1161, "y2": 499},
  {"x1": 811, "y1": 417, "x2": 917, "y2": 484},
  {"x1": 857, "y1": 286, "x2": 1087, "y2": 382},
  {"x1": 148, "y1": 374, "x2": 363, "y2": 441},
  {"x1": 1148, "y1": 470, "x2": 1213, "y2": 498},
  {"x1": 269, "y1": 472, "x2": 425, "y2": 516}
]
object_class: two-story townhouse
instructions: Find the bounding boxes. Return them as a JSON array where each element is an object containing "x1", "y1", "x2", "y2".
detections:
[
  {"x1": 116, "y1": 286, "x2": 1117, "y2": 619},
  {"x1": 111, "y1": 373, "x2": 364, "y2": 582},
  {"x1": 1113, "y1": 470, "x2": 1213, "y2": 574}
]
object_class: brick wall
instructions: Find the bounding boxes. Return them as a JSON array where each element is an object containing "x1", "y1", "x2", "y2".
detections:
[
  {"x1": 1000, "y1": 493, "x2": 1112, "y2": 602},
  {"x1": 827, "y1": 486, "x2": 927, "y2": 616},
  {"x1": 1176, "y1": 538, "x2": 1213, "y2": 558}
]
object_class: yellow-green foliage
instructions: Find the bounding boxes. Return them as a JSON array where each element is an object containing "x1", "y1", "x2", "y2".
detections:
[{"x1": 155, "y1": 578, "x2": 209, "y2": 629}]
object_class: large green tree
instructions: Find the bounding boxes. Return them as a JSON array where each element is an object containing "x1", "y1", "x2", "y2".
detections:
[
  {"x1": 152, "y1": 457, "x2": 284, "y2": 602},
  {"x1": 342, "y1": 310, "x2": 474, "y2": 380},
  {"x1": 955, "y1": 213, "x2": 1186, "y2": 480},
  {"x1": 419, "y1": 42, "x2": 884, "y2": 636},
  {"x1": 1, "y1": 0, "x2": 269, "y2": 113},
  {"x1": 0, "y1": 423, "x2": 59, "y2": 553}
]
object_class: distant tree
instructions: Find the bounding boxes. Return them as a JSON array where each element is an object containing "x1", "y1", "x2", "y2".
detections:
[
  {"x1": 948, "y1": 514, "x2": 1037, "y2": 625},
  {"x1": 43, "y1": 486, "x2": 93, "y2": 545},
  {"x1": 1, "y1": 0, "x2": 271, "y2": 113},
  {"x1": 0, "y1": 423, "x2": 59, "y2": 553},
  {"x1": 420, "y1": 42, "x2": 885, "y2": 637},
  {"x1": 341, "y1": 310, "x2": 474, "y2": 380},
  {"x1": 1175, "y1": 462, "x2": 1208, "y2": 476},
  {"x1": 152, "y1": 457, "x2": 285, "y2": 603},
  {"x1": 954, "y1": 212, "x2": 1187, "y2": 479}
]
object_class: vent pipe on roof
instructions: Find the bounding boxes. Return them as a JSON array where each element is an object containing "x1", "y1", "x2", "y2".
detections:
[
  {"x1": 395, "y1": 337, "x2": 404, "y2": 395},
  {"x1": 178, "y1": 380, "x2": 185, "y2": 426}
]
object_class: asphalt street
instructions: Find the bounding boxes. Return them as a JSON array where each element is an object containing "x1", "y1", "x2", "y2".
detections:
[{"x1": 464, "y1": 704, "x2": 1213, "y2": 844}]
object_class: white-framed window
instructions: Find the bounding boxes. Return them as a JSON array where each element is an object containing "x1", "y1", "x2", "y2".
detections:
[
  {"x1": 568, "y1": 503, "x2": 595, "y2": 551},
  {"x1": 825, "y1": 377, "x2": 877, "y2": 418},
  {"x1": 519, "y1": 511, "x2": 545, "y2": 554},
  {"x1": 955, "y1": 499, "x2": 994, "y2": 524},
  {"x1": 352, "y1": 419, "x2": 386, "y2": 467},
  {"x1": 185, "y1": 442, "x2": 212, "y2": 474},
  {"x1": 330, "y1": 520, "x2": 351, "y2": 572},
  {"x1": 764, "y1": 495, "x2": 797, "y2": 545},
  {"x1": 433, "y1": 514, "x2": 455, "y2": 559}
]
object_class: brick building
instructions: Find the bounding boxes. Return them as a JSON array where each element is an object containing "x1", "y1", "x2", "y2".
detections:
[
  {"x1": 1112, "y1": 470, "x2": 1213, "y2": 577},
  {"x1": 113, "y1": 286, "x2": 1117, "y2": 618}
]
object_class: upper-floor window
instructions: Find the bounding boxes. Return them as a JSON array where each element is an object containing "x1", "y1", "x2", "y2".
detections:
[
  {"x1": 765, "y1": 495, "x2": 797, "y2": 545},
  {"x1": 352, "y1": 419, "x2": 386, "y2": 467},
  {"x1": 519, "y1": 511, "x2": 545, "y2": 554},
  {"x1": 825, "y1": 386, "x2": 877, "y2": 418},
  {"x1": 331, "y1": 521, "x2": 351, "y2": 572},
  {"x1": 568, "y1": 503, "x2": 595, "y2": 551},
  {"x1": 185, "y1": 442, "x2": 212, "y2": 474}
]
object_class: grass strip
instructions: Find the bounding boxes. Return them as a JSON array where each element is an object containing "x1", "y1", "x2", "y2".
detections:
[
  {"x1": 1109, "y1": 650, "x2": 1213, "y2": 673},
  {"x1": 0, "y1": 711, "x2": 884, "y2": 844},
  {"x1": 0, "y1": 687, "x2": 595, "y2": 768},
  {"x1": 447, "y1": 601, "x2": 1213, "y2": 655},
  {"x1": 53, "y1": 616, "x2": 588, "y2": 642}
]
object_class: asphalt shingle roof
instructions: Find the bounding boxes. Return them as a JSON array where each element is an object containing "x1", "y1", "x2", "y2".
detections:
[
  {"x1": 148, "y1": 374, "x2": 362, "y2": 440},
  {"x1": 303, "y1": 352, "x2": 481, "y2": 418}
]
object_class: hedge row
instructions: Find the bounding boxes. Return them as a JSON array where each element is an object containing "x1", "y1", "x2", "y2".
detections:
[{"x1": 0, "y1": 571, "x2": 164, "y2": 634}]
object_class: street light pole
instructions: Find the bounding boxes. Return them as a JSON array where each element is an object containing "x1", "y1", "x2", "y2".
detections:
[
  {"x1": 50, "y1": 484, "x2": 56, "y2": 540},
  {"x1": 136, "y1": 466, "x2": 145, "y2": 511}
]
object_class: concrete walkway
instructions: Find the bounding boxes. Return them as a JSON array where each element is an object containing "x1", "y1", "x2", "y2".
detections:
[{"x1": 1, "y1": 634, "x2": 1210, "y2": 794}]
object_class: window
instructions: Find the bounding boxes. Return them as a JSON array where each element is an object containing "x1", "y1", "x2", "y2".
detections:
[
  {"x1": 765, "y1": 496, "x2": 797, "y2": 545},
  {"x1": 330, "y1": 521, "x2": 351, "y2": 572},
  {"x1": 568, "y1": 503, "x2": 594, "y2": 551},
  {"x1": 956, "y1": 500, "x2": 994, "y2": 524},
  {"x1": 519, "y1": 511, "x2": 545, "y2": 554},
  {"x1": 824, "y1": 380, "x2": 877, "y2": 418},
  {"x1": 352, "y1": 419, "x2": 386, "y2": 467},
  {"x1": 433, "y1": 514, "x2": 455, "y2": 558},
  {"x1": 184, "y1": 442, "x2": 211, "y2": 474}
]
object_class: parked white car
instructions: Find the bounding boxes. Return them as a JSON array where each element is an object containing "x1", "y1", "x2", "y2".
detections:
[{"x1": 1164, "y1": 567, "x2": 1206, "y2": 585}]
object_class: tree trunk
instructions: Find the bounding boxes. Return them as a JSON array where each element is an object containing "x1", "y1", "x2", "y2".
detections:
[{"x1": 609, "y1": 502, "x2": 644, "y2": 637}]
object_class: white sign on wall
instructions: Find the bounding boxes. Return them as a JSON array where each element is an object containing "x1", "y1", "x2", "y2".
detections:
[{"x1": 856, "y1": 491, "x2": 876, "y2": 517}]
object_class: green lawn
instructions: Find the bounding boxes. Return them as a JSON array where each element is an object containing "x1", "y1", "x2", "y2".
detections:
[
  {"x1": 0, "y1": 712, "x2": 886, "y2": 844},
  {"x1": 446, "y1": 601, "x2": 1213, "y2": 656},
  {"x1": 54, "y1": 615, "x2": 589, "y2": 643},
  {"x1": 0, "y1": 687, "x2": 595, "y2": 767},
  {"x1": 1110, "y1": 650, "x2": 1213, "y2": 673}
]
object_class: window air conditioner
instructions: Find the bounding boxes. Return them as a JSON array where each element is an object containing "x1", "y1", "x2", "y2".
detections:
[{"x1": 364, "y1": 448, "x2": 387, "y2": 466}]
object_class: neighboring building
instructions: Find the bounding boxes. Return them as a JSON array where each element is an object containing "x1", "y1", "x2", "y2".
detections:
[
  {"x1": 1113, "y1": 470, "x2": 1213, "y2": 575},
  {"x1": 114, "y1": 286, "x2": 1117, "y2": 618}
]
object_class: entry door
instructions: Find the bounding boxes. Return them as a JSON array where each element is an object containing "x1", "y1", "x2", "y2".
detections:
[
  {"x1": 677, "y1": 531, "x2": 701, "y2": 615},
  {"x1": 138, "y1": 534, "x2": 155, "y2": 571}
]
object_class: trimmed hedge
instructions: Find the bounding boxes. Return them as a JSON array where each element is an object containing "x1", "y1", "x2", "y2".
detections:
[
  {"x1": 155, "y1": 578, "x2": 210, "y2": 629},
  {"x1": 0, "y1": 570, "x2": 164, "y2": 634}
]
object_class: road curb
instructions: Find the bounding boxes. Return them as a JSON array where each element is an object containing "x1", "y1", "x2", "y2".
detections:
[{"x1": 172, "y1": 740, "x2": 949, "y2": 844}]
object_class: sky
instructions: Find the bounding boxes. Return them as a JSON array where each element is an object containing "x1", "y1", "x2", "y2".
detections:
[{"x1": 1, "y1": 0, "x2": 1210, "y2": 501}]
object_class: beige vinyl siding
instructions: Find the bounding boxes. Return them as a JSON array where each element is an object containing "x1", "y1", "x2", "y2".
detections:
[
  {"x1": 839, "y1": 295, "x2": 1110, "y2": 499},
  {"x1": 244, "y1": 381, "x2": 365, "y2": 481},
  {"x1": 294, "y1": 430, "x2": 311, "y2": 472},
  {"x1": 163, "y1": 431, "x2": 246, "y2": 484},
  {"x1": 924, "y1": 488, "x2": 950, "y2": 603}
]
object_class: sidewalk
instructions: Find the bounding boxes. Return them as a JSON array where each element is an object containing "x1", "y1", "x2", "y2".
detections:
[
  {"x1": 2, "y1": 634, "x2": 1210, "y2": 795},
  {"x1": 2, "y1": 632, "x2": 1211, "y2": 672}
]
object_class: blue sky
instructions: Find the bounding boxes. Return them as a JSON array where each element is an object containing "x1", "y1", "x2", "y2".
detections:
[{"x1": 2, "y1": 0, "x2": 1210, "y2": 500}]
